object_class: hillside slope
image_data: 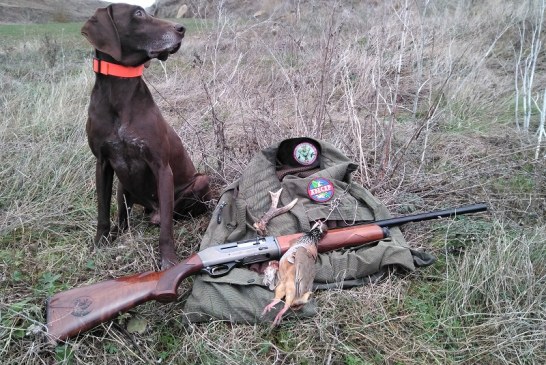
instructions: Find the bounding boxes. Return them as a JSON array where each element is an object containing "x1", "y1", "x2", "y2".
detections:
[{"x1": 0, "y1": 0, "x2": 109, "y2": 23}]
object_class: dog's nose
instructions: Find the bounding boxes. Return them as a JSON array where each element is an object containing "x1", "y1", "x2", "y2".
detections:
[{"x1": 175, "y1": 24, "x2": 186, "y2": 36}]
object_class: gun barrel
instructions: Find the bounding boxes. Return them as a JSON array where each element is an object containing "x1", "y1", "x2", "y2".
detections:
[{"x1": 376, "y1": 203, "x2": 488, "y2": 228}]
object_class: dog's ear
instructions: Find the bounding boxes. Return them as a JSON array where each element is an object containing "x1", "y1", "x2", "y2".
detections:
[{"x1": 81, "y1": 6, "x2": 122, "y2": 61}]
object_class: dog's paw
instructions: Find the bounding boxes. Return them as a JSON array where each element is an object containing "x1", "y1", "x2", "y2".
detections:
[
  {"x1": 160, "y1": 256, "x2": 178, "y2": 270},
  {"x1": 149, "y1": 210, "x2": 161, "y2": 225},
  {"x1": 93, "y1": 233, "x2": 110, "y2": 248},
  {"x1": 93, "y1": 229, "x2": 121, "y2": 249}
]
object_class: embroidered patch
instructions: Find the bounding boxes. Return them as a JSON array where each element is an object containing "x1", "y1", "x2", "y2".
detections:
[
  {"x1": 307, "y1": 178, "x2": 334, "y2": 202},
  {"x1": 293, "y1": 142, "x2": 318, "y2": 166}
]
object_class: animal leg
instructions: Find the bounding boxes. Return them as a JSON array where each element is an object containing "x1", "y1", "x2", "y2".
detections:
[
  {"x1": 291, "y1": 292, "x2": 313, "y2": 310},
  {"x1": 272, "y1": 303, "x2": 291, "y2": 326},
  {"x1": 262, "y1": 282, "x2": 286, "y2": 316},
  {"x1": 271, "y1": 284, "x2": 295, "y2": 326},
  {"x1": 261, "y1": 299, "x2": 282, "y2": 316},
  {"x1": 157, "y1": 165, "x2": 177, "y2": 270},
  {"x1": 94, "y1": 160, "x2": 114, "y2": 246},
  {"x1": 149, "y1": 210, "x2": 161, "y2": 225},
  {"x1": 174, "y1": 174, "x2": 211, "y2": 217}
]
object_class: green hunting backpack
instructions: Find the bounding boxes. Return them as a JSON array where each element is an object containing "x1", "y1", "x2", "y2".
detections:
[{"x1": 182, "y1": 137, "x2": 434, "y2": 323}]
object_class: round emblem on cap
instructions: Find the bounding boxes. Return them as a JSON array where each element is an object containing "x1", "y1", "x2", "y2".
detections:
[
  {"x1": 307, "y1": 178, "x2": 334, "y2": 202},
  {"x1": 293, "y1": 142, "x2": 318, "y2": 166}
]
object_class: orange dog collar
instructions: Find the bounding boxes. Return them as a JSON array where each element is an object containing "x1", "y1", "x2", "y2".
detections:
[{"x1": 93, "y1": 58, "x2": 144, "y2": 78}]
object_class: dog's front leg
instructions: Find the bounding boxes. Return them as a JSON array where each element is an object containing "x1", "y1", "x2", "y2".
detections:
[
  {"x1": 157, "y1": 165, "x2": 177, "y2": 269},
  {"x1": 94, "y1": 159, "x2": 115, "y2": 247}
]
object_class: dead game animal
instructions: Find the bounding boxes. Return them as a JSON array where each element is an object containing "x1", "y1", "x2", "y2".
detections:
[{"x1": 262, "y1": 222, "x2": 327, "y2": 326}]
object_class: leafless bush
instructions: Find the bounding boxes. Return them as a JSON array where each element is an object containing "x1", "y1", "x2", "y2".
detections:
[
  {"x1": 1, "y1": 1, "x2": 545, "y2": 364},
  {"x1": 514, "y1": 0, "x2": 546, "y2": 158},
  {"x1": 40, "y1": 34, "x2": 59, "y2": 68}
]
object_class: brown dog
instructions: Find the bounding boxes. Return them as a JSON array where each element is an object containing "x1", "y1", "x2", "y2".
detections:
[{"x1": 81, "y1": 4, "x2": 210, "y2": 269}]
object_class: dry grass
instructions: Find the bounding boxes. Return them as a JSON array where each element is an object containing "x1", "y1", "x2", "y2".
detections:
[{"x1": 1, "y1": 1, "x2": 545, "y2": 364}]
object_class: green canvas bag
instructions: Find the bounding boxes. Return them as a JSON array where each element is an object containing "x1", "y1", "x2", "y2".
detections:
[{"x1": 182, "y1": 137, "x2": 434, "y2": 323}]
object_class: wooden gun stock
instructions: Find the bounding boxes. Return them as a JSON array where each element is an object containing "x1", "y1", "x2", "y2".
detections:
[
  {"x1": 45, "y1": 203, "x2": 487, "y2": 344},
  {"x1": 46, "y1": 254, "x2": 203, "y2": 344}
]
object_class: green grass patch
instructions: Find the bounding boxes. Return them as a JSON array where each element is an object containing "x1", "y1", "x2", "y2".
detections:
[
  {"x1": 0, "y1": 2, "x2": 545, "y2": 365},
  {"x1": 0, "y1": 22, "x2": 83, "y2": 40},
  {"x1": 54, "y1": 344, "x2": 75, "y2": 364},
  {"x1": 0, "y1": 18, "x2": 211, "y2": 44}
]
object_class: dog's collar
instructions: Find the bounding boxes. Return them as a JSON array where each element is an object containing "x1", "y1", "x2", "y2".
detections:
[{"x1": 93, "y1": 58, "x2": 144, "y2": 78}]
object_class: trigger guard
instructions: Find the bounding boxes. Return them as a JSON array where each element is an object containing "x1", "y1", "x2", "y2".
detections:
[{"x1": 203, "y1": 262, "x2": 238, "y2": 277}]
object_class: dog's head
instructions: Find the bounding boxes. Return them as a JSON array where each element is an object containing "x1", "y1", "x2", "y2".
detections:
[{"x1": 81, "y1": 4, "x2": 185, "y2": 66}]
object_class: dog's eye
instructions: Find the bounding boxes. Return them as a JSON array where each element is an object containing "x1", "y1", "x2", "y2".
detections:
[{"x1": 134, "y1": 9, "x2": 145, "y2": 17}]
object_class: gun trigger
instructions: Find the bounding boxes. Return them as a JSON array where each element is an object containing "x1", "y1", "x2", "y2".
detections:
[{"x1": 203, "y1": 262, "x2": 237, "y2": 277}]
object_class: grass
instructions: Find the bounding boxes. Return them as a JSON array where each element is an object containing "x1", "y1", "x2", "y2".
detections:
[
  {"x1": 0, "y1": 22, "x2": 83, "y2": 40},
  {"x1": 1, "y1": 1, "x2": 545, "y2": 364},
  {"x1": 0, "y1": 18, "x2": 209, "y2": 41}
]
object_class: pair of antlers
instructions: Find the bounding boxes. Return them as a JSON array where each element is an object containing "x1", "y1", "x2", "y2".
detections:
[{"x1": 253, "y1": 189, "x2": 298, "y2": 236}]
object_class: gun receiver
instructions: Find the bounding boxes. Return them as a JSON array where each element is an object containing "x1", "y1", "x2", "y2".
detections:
[{"x1": 199, "y1": 236, "x2": 281, "y2": 276}]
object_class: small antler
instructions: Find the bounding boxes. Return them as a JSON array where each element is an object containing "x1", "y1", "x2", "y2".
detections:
[{"x1": 253, "y1": 188, "x2": 298, "y2": 236}]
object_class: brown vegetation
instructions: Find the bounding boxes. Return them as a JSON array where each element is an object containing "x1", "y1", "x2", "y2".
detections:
[
  {"x1": 0, "y1": 0, "x2": 107, "y2": 23},
  {"x1": 0, "y1": 1, "x2": 544, "y2": 364}
]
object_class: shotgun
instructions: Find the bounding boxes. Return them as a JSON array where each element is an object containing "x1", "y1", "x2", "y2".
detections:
[{"x1": 46, "y1": 203, "x2": 487, "y2": 343}]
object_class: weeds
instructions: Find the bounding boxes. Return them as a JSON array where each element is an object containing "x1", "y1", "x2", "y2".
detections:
[
  {"x1": 0, "y1": 1, "x2": 545, "y2": 364},
  {"x1": 40, "y1": 34, "x2": 59, "y2": 68}
]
